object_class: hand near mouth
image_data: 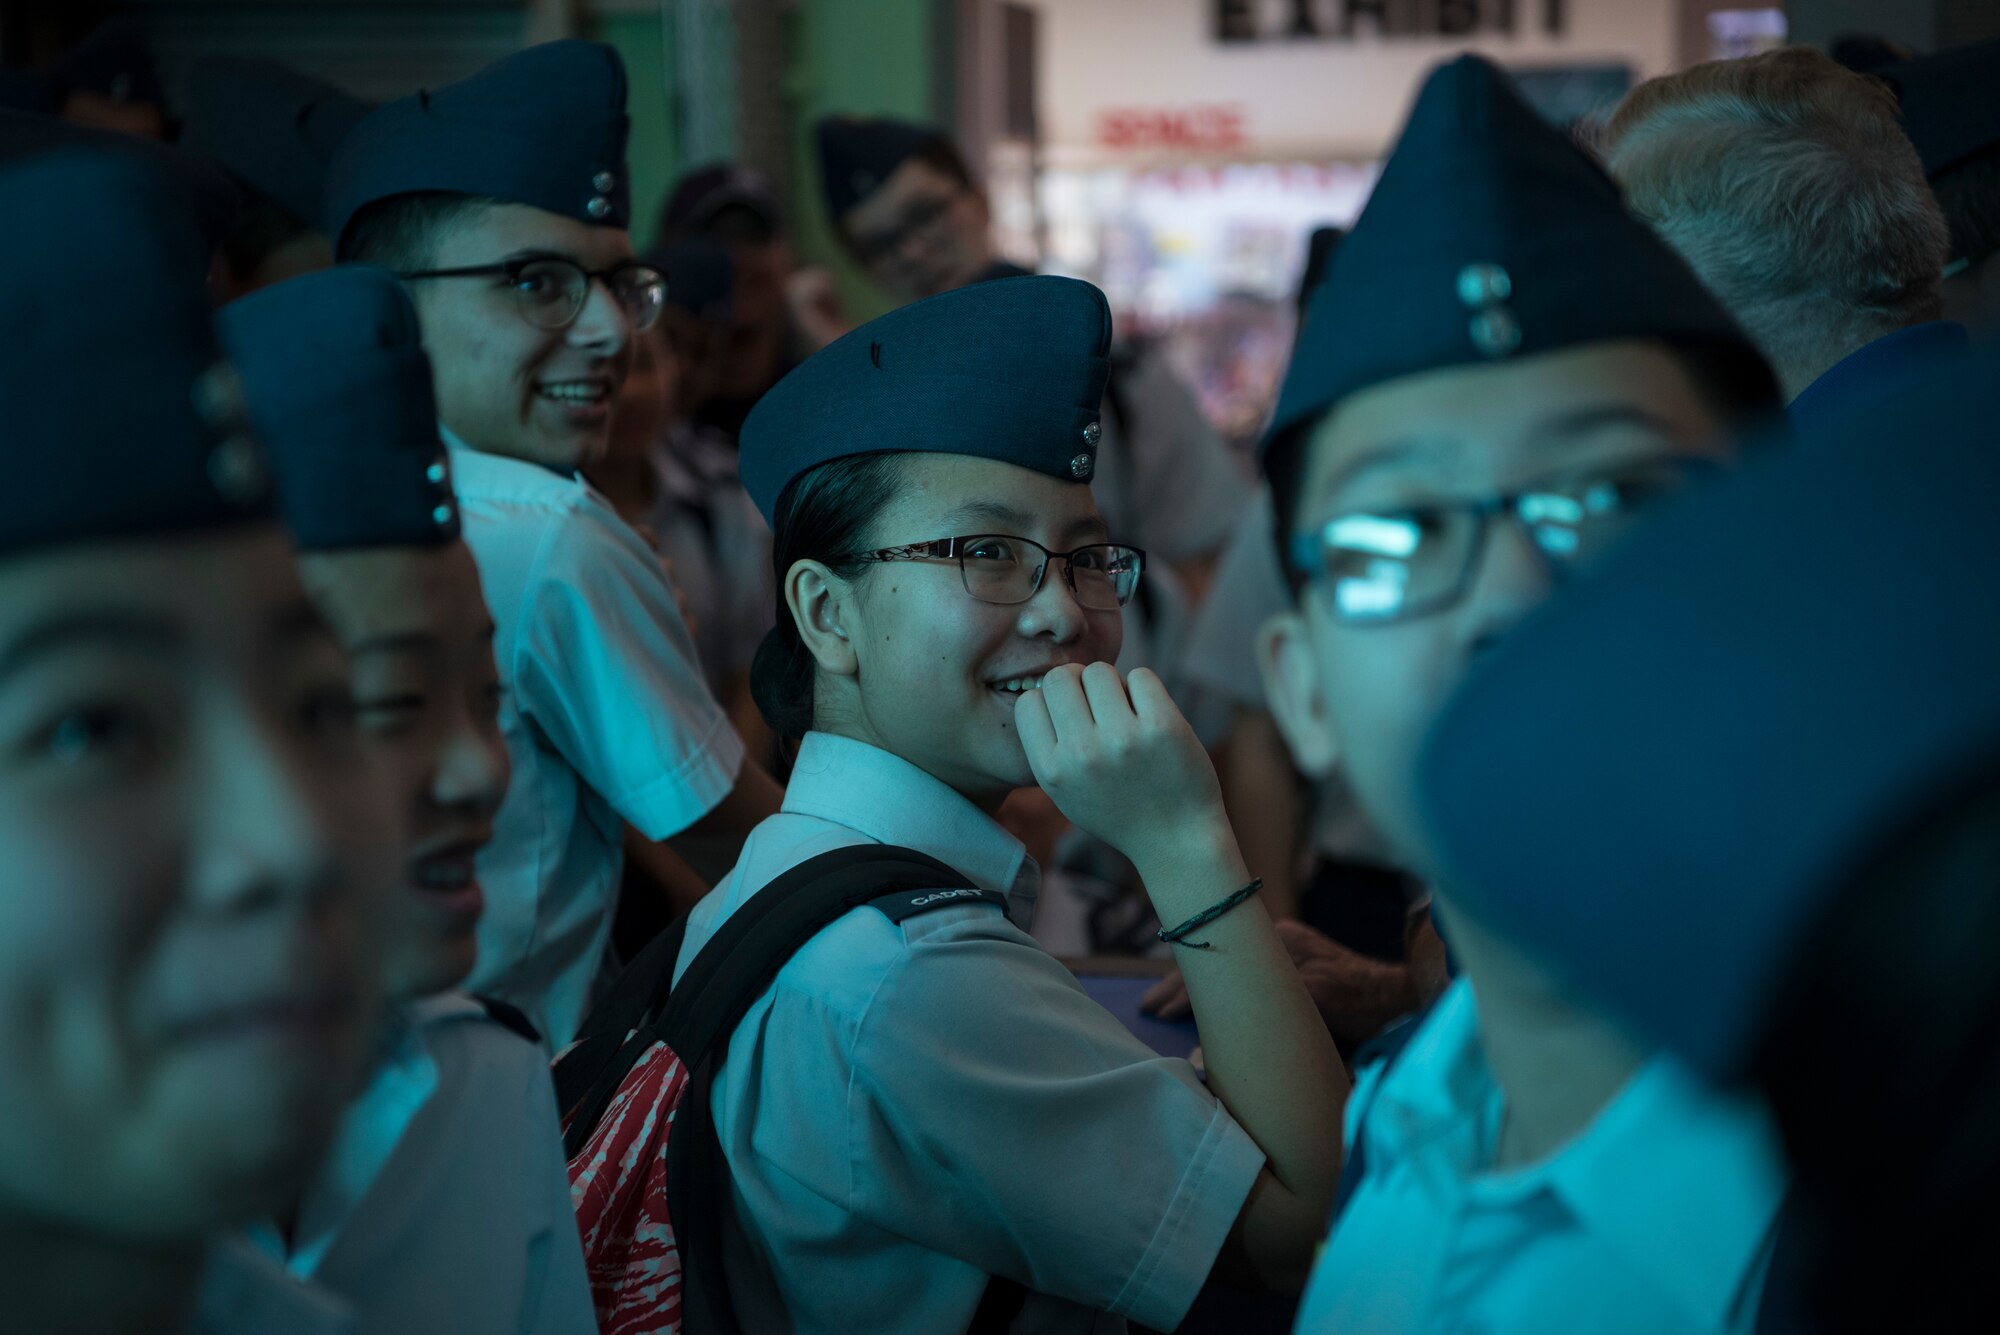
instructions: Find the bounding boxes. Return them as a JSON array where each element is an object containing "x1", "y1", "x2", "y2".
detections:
[{"x1": 1013, "y1": 662, "x2": 1229, "y2": 870}]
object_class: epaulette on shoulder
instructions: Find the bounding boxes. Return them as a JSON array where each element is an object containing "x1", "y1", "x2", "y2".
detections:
[{"x1": 470, "y1": 994, "x2": 542, "y2": 1046}]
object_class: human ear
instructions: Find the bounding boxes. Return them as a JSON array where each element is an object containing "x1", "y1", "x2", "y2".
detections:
[
  {"x1": 785, "y1": 559, "x2": 858, "y2": 678},
  {"x1": 1256, "y1": 608, "x2": 1340, "y2": 779}
]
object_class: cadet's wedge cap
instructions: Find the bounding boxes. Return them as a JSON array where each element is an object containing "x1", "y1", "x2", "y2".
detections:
[
  {"x1": 220, "y1": 265, "x2": 457, "y2": 551},
  {"x1": 326, "y1": 39, "x2": 631, "y2": 249},
  {"x1": 1266, "y1": 54, "x2": 1773, "y2": 448},
  {"x1": 0, "y1": 109, "x2": 241, "y2": 254},
  {"x1": 740, "y1": 274, "x2": 1113, "y2": 525},
  {"x1": 815, "y1": 114, "x2": 948, "y2": 220},
  {"x1": 181, "y1": 57, "x2": 372, "y2": 227},
  {"x1": 1419, "y1": 337, "x2": 2000, "y2": 1079},
  {"x1": 0, "y1": 154, "x2": 270, "y2": 554}
]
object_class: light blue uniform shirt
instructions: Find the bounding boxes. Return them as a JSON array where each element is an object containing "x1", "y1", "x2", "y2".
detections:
[
  {"x1": 672, "y1": 733, "x2": 1267, "y2": 1334},
  {"x1": 1294, "y1": 979, "x2": 1788, "y2": 1335},
  {"x1": 191, "y1": 1237, "x2": 352, "y2": 1335},
  {"x1": 238, "y1": 995, "x2": 597, "y2": 1335},
  {"x1": 445, "y1": 433, "x2": 744, "y2": 1045}
]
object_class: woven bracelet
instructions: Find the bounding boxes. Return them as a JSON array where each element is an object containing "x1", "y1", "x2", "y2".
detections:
[{"x1": 1157, "y1": 878, "x2": 1264, "y2": 950}]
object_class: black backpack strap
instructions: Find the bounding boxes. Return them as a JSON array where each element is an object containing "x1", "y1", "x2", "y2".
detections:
[
  {"x1": 665, "y1": 844, "x2": 1006, "y2": 1335},
  {"x1": 554, "y1": 911, "x2": 690, "y2": 1155},
  {"x1": 469, "y1": 995, "x2": 542, "y2": 1047}
]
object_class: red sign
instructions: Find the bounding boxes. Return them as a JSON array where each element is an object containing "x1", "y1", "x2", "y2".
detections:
[{"x1": 1096, "y1": 104, "x2": 1249, "y2": 152}]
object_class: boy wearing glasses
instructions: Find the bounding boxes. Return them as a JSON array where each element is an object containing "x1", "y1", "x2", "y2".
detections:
[
  {"x1": 327, "y1": 40, "x2": 780, "y2": 1047},
  {"x1": 1257, "y1": 58, "x2": 1792, "y2": 1333}
]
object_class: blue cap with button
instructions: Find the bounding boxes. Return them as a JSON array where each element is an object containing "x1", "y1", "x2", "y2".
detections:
[
  {"x1": 1418, "y1": 337, "x2": 2000, "y2": 1079},
  {"x1": 1265, "y1": 54, "x2": 1773, "y2": 450},
  {"x1": 0, "y1": 109, "x2": 241, "y2": 254},
  {"x1": 0, "y1": 153, "x2": 271, "y2": 554},
  {"x1": 180, "y1": 57, "x2": 372, "y2": 227},
  {"x1": 219, "y1": 265, "x2": 458, "y2": 551},
  {"x1": 814, "y1": 114, "x2": 948, "y2": 220},
  {"x1": 325, "y1": 39, "x2": 631, "y2": 250},
  {"x1": 740, "y1": 274, "x2": 1112, "y2": 526}
]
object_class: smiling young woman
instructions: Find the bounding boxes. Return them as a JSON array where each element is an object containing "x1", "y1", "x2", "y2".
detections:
[{"x1": 652, "y1": 273, "x2": 1345, "y2": 1334}]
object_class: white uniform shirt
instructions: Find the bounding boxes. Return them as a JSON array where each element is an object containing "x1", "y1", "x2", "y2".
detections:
[
  {"x1": 446, "y1": 435, "x2": 744, "y2": 1045},
  {"x1": 191, "y1": 1237, "x2": 352, "y2": 1335},
  {"x1": 241, "y1": 994, "x2": 596, "y2": 1335},
  {"x1": 1294, "y1": 980, "x2": 1788, "y2": 1335},
  {"x1": 672, "y1": 732, "x2": 1267, "y2": 1334}
]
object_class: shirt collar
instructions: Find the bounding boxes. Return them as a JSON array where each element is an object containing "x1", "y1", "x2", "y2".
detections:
[
  {"x1": 1370, "y1": 979, "x2": 1788, "y2": 1326},
  {"x1": 1543, "y1": 1056, "x2": 1788, "y2": 1326},
  {"x1": 1789, "y1": 320, "x2": 1970, "y2": 437},
  {"x1": 439, "y1": 423, "x2": 586, "y2": 488},
  {"x1": 784, "y1": 731, "x2": 1038, "y2": 926}
]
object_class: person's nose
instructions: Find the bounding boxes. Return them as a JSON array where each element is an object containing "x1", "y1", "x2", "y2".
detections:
[
  {"x1": 1459, "y1": 515, "x2": 1558, "y2": 661},
  {"x1": 567, "y1": 276, "x2": 630, "y2": 358},
  {"x1": 1012, "y1": 556, "x2": 1089, "y2": 645}
]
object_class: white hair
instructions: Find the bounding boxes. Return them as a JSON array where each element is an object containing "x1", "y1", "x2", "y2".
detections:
[{"x1": 1597, "y1": 47, "x2": 1950, "y2": 398}]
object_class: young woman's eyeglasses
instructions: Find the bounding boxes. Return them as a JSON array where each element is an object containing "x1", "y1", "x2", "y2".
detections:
[
  {"x1": 399, "y1": 256, "x2": 667, "y2": 333},
  {"x1": 858, "y1": 533, "x2": 1145, "y2": 611},
  {"x1": 1289, "y1": 458, "x2": 1716, "y2": 626}
]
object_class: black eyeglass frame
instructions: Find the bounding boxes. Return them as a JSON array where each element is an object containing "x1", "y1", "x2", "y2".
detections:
[
  {"x1": 398, "y1": 256, "x2": 667, "y2": 332},
  {"x1": 857, "y1": 532, "x2": 1147, "y2": 611},
  {"x1": 1288, "y1": 456, "x2": 1720, "y2": 628}
]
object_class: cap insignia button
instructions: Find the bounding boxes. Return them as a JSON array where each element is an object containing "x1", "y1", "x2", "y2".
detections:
[
  {"x1": 1456, "y1": 263, "x2": 1512, "y2": 309},
  {"x1": 586, "y1": 196, "x2": 612, "y2": 220},
  {"x1": 1082, "y1": 420, "x2": 1102, "y2": 446},
  {"x1": 1070, "y1": 453, "x2": 1094, "y2": 479},
  {"x1": 1470, "y1": 307, "x2": 1522, "y2": 358},
  {"x1": 425, "y1": 460, "x2": 448, "y2": 485},
  {"x1": 432, "y1": 504, "x2": 455, "y2": 527},
  {"x1": 207, "y1": 437, "x2": 269, "y2": 506},
  {"x1": 593, "y1": 171, "x2": 616, "y2": 193}
]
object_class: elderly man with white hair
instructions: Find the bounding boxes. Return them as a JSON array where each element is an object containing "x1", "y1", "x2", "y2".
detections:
[{"x1": 1597, "y1": 46, "x2": 1966, "y2": 434}]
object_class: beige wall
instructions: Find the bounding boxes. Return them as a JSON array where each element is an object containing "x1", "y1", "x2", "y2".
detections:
[{"x1": 1035, "y1": 0, "x2": 1680, "y2": 164}]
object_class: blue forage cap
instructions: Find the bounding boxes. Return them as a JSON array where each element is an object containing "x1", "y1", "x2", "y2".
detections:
[
  {"x1": 326, "y1": 39, "x2": 631, "y2": 249},
  {"x1": 1266, "y1": 55, "x2": 1773, "y2": 450},
  {"x1": 48, "y1": 21, "x2": 163, "y2": 109},
  {"x1": 1878, "y1": 37, "x2": 2000, "y2": 179},
  {"x1": 0, "y1": 109, "x2": 241, "y2": 253},
  {"x1": 0, "y1": 69, "x2": 53, "y2": 114},
  {"x1": 1418, "y1": 337, "x2": 2000, "y2": 1080},
  {"x1": 219, "y1": 265, "x2": 458, "y2": 551},
  {"x1": 740, "y1": 274, "x2": 1112, "y2": 526},
  {"x1": 0, "y1": 154, "x2": 272, "y2": 554},
  {"x1": 814, "y1": 114, "x2": 949, "y2": 220},
  {"x1": 181, "y1": 57, "x2": 372, "y2": 227}
]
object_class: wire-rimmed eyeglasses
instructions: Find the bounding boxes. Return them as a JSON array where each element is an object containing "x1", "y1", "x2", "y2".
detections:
[
  {"x1": 858, "y1": 533, "x2": 1145, "y2": 611},
  {"x1": 1288, "y1": 457, "x2": 1716, "y2": 626},
  {"x1": 399, "y1": 255, "x2": 666, "y2": 332}
]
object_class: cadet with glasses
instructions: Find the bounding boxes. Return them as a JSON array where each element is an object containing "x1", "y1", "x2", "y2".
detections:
[
  {"x1": 327, "y1": 40, "x2": 782, "y2": 1047},
  {"x1": 0, "y1": 155, "x2": 396, "y2": 1334},
  {"x1": 217, "y1": 264, "x2": 597, "y2": 1335},
  {"x1": 1253, "y1": 59, "x2": 1792, "y2": 1334},
  {"x1": 664, "y1": 274, "x2": 1344, "y2": 1333}
]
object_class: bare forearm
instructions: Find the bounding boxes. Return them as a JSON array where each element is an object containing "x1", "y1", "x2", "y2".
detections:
[
  {"x1": 665, "y1": 756, "x2": 783, "y2": 884},
  {"x1": 1219, "y1": 709, "x2": 1306, "y2": 920},
  {"x1": 1135, "y1": 823, "x2": 1347, "y2": 1223}
]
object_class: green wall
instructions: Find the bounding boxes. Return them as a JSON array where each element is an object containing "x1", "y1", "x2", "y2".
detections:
[
  {"x1": 592, "y1": 10, "x2": 680, "y2": 246},
  {"x1": 594, "y1": 0, "x2": 945, "y2": 315},
  {"x1": 786, "y1": 0, "x2": 944, "y2": 320}
]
